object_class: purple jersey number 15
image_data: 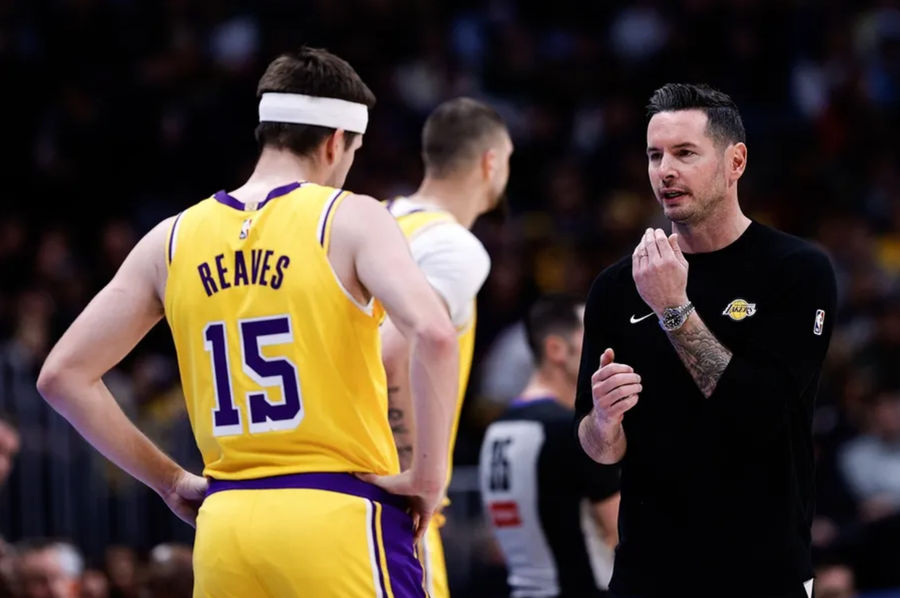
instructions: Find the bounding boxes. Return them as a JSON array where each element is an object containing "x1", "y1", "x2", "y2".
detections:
[{"x1": 202, "y1": 314, "x2": 304, "y2": 437}]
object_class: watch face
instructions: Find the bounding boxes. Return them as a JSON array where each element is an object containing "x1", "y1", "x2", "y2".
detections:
[{"x1": 662, "y1": 307, "x2": 686, "y2": 330}]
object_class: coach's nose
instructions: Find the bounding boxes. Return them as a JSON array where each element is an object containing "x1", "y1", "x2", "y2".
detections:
[{"x1": 658, "y1": 152, "x2": 679, "y2": 181}]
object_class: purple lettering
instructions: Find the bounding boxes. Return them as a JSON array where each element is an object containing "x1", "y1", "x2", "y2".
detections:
[
  {"x1": 233, "y1": 250, "x2": 249, "y2": 286},
  {"x1": 215, "y1": 254, "x2": 231, "y2": 290},
  {"x1": 250, "y1": 249, "x2": 263, "y2": 284},
  {"x1": 197, "y1": 263, "x2": 218, "y2": 296},
  {"x1": 270, "y1": 255, "x2": 290, "y2": 289},
  {"x1": 259, "y1": 250, "x2": 274, "y2": 287}
]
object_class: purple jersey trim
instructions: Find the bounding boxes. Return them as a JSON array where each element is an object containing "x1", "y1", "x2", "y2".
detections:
[
  {"x1": 205, "y1": 472, "x2": 409, "y2": 511},
  {"x1": 167, "y1": 211, "x2": 184, "y2": 264},
  {"x1": 213, "y1": 181, "x2": 305, "y2": 211},
  {"x1": 319, "y1": 189, "x2": 345, "y2": 246}
]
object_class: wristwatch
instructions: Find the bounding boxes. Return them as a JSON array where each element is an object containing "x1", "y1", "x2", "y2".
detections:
[{"x1": 659, "y1": 302, "x2": 695, "y2": 331}]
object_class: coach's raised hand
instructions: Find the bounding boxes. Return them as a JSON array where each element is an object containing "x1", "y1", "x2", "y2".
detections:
[
  {"x1": 632, "y1": 228, "x2": 689, "y2": 316},
  {"x1": 578, "y1": 348, "x2": 641, "y2": 464}
]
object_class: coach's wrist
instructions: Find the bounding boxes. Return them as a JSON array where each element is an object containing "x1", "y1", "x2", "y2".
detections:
[
  {"x1": 580, "y1": 413, "x2": 618, "y2": 445},
  {"x1": 651, "y1": 294, "x2": 690, "y2": 317}
]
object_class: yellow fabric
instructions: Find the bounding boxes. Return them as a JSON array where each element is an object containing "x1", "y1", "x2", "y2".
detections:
[
  {"x1": 393, "y1": 209, "x2": 477, "y2": 488},
  {"x1": 419, "y1": 523, "x2": 450, "y2": 598},
  {"x1": 165, "y1": 183, "x2": 398, "y2": 480},
  {"x1": 193, "y1": 489, "x2": 390, "y2": 597},
  {"x1": 394, "y1": 207, "x2": 479, "y2": 598}
]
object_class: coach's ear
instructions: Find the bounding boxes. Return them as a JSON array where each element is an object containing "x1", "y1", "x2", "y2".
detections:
[{"x1": 726, "y1": 141, "x2": 747, "y2": 185}]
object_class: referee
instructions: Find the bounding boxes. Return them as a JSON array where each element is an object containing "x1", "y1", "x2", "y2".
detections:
[
  {"x1": 575, "y1": 84, "x2": 837, "y2": 598},
  {"x1": 480, "y1": 295, "x2": 619, "y2": 598}
]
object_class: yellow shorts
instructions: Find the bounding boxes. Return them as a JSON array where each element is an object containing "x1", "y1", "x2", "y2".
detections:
[
  {"x1": 420, "y1": 523, "x2": 449, "y2": 598},
  {"x1": 193, "y1": 473, "x2": 426, "y2": 598}
]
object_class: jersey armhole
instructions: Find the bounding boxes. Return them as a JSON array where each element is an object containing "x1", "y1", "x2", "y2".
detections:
[
  {"x1": 316, "y1": 190, "x2": 376, "y2": 317},
  {"x1": 317, "y1": 189, "x2": 348, "y2": 251},
  {"x1": 165, "y1": 211, "x2": 185, "y2": 270}
]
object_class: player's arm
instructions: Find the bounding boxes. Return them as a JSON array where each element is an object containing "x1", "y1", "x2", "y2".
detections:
[
  {"x1": 36, "y1": 218, "x2": 206, "y2": 526},
  {"x1": 381, "y1": 224, "x2": 489, "y2": 470},
  {"x1": 381, "y1": 316, "x2": 415, "y2": 470},
  {"x1": 575, "y1": 276, "x2": 640, "y2": 464},
  {"x1": 335, "y1": 195, "x2": 459, "y2": 536}
]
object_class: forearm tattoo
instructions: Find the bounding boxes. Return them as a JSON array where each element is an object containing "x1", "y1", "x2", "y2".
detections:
[
  {"x1": 666, "y1": 317, "x2": 732, "y2": 398},
  {"x1": 388, "y1": 390, "x2": 413, "y2": 469}
]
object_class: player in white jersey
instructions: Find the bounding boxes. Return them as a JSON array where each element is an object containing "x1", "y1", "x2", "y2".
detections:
[{"x1": 382, "y1": 98, "x2": 513, "y2": 597}]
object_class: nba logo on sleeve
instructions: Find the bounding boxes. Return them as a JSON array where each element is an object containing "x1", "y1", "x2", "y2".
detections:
[{"x1": 814, "y1": 310, "x2": 825, "y2": 336}]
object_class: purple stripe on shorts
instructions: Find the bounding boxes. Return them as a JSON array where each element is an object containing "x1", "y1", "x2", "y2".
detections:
[
  {"x1": 213, "y1": 181, "x2": 306, "y2": 211},
  {"x1": 370, "y1": 501, "x2": 389, "y2": 597},
  {"x1": 379, "y1": 501, "x2": 426, "y2": 597},
  {"x1": 319, "y1": 189, "x2": 345, "y2": 246},
  {"x1": 167, "y1": 211, "x2": 184, "y2": 264},
  {"x1": 205, "y1": 472, "x2": 409, "y2": 511}
]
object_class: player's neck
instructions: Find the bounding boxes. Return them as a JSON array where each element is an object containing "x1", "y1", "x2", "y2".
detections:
[
  {"x1": 518, "y1": 368, "x2": 576, "y2": 409},
  {"x1": 410, "y1": 177, "x2": 484, "y2": 229},
  {"x1": 672, "y1": 196, "x2": 751, "y2": 254},
  {"x1": 234, "y1": 148, "x2": 323, "y2": 202}
]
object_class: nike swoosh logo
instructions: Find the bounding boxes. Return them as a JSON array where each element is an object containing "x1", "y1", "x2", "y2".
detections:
[{"x1": 630, "y1": 313, "x2": 654, "y2": 324}]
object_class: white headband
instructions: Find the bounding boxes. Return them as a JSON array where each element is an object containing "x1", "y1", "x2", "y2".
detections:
[{"x1": 258, "y1": 92, "x2": 368, "y2": 134}]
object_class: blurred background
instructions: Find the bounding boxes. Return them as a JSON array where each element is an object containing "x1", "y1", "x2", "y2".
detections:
[{"x1": 1, "y1": 0, "x2": 899, "y2": 596}]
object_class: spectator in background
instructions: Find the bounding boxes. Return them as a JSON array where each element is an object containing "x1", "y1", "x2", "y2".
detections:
[
  {"x1": 79, "y1": 569, "x2": 109, "y2": 598},
  {"x1": 814, "y1": 563, "x2": 858, "y2": 598},
  {"x1": 104, "y1": 547, "x2": 137, "y2": 598},
  {"x1": 140, "y1": 544, "x2": 192, "y2": 598},
  {"x1": 477, "y1": 321, "x2": 532, "y2": 408},
  {"x1": 0, "y1": 420, "x2": 19, "y2": 487},
  {"x1": 840, "y1": 383, "x2": 900, "y2": 522},
  {"x1": 15, "y1": 540, "x2": 83, "y2": 598},
  {"x1": 0, "y1": 539, "x2": 17, "y2": 598}
]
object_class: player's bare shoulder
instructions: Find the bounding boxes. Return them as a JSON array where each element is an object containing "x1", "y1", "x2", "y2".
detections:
[
  {"x1": 126, "y1": 214, "x2": 180, "y2": 305},
  {"x1": 328, "y1": 192, "x2": 401, "y2": 252}
]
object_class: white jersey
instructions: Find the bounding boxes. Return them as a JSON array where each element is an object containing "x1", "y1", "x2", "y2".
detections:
[{"x1": 387, "y1": 197, "x2": 490, "y2": 327}]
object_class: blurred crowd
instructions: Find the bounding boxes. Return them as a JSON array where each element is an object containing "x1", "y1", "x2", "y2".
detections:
[
  {"x1": 0, "y1": 537, "x2": 193, "y2": 598},
  {"x1": 1, "y1": 0, "x2": 900, "y2": 595}
]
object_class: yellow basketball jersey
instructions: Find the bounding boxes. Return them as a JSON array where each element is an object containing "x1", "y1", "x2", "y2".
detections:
[
  {"x1": 390, "y1": 205, "x2": 477, "y2": 484},
  {"x1": 164, "y1": 182, "x2": 399, "y2": 480}
]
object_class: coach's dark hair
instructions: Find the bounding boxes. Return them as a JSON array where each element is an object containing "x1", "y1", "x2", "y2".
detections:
[
  {"x1": 422, "y1": 98, "x2": 507, "y2": 178},
  {"x1": 255, "y1": 47, "x2": 376, "y2": 156},
  {"x1": 647, "y1": 83, "x2": 746, "y2": 147},
  {"x1": 525, "y1": 294, "x2": 582, "y2": 363}
]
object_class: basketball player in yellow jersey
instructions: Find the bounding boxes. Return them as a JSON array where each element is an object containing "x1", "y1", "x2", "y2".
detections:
[
  {"x1": 36, "y1": 47, "x2": 460, "y2": 598},
  {"x1": 382, "y1": 98, "x2": 513, "y2": 597}
]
